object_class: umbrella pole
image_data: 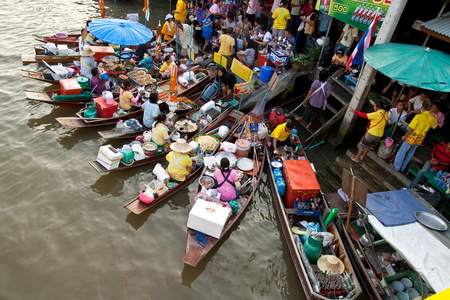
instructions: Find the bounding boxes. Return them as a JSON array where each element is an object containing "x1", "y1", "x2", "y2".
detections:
[
  {"x1": 189, "y1": 25, "x2": 192, "y2": 89},
  {"x1": 176, "y1": 27, "x2": 179, "y2": 63}
]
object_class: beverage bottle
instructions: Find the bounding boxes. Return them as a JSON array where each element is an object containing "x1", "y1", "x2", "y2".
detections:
[
  {"x1": 364, "y1": 9, "x2": 374, "y2": 25},
  {"x1": 358, "y1": 8, "x2": 368, "y2": 23},
  {"x1": 351, "y1": 6, "x2": 361, "y2": 22},
  {"x1": 435, "y1": 170, "x2": 442, "y2": 181}
]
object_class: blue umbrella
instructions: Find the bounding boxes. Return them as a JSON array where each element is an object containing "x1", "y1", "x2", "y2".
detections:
[
  {"x1": 89, "y1": 18, "x2": 154, "y2": 46},
  {"x1": 364, "y1": 43, "x2": 450, "y2": 92}
]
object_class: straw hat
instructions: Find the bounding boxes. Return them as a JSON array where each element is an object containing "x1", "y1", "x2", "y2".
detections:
[
  {"x1": 165, "y1": 14, "x2": 173, "y2": 21},
  {"x1": 317, "y1": 255, "x2": 345, "y2": 274},
  {"x1": 170, "y1": 139, "x2": 192, "y2": 153},
  {"x1": 80, "y1": 45, "x2": 95, "y2": 57}
]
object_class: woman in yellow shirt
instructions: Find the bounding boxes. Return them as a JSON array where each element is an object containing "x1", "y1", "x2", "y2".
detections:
[
  {"x1": 172, "y1": 0, "x2": 188, "y2": 23},
  {"x1": 159, "y1": 55, "x2": 174, "y2": 79},
  {"x1": 166, "y1": 139, "x2": 193, "y2": 182},
  {"x1": 161, "y1": 14, "x2": 176, "y2": 42},
  {"x1": 119, "y1": 79, "x2": 142, "y2": 112},
  {"x1": 272, "y1": 1, "x2": 290, "y2": 38},
  {"x1": 350, "y1": 100, "x2": 390, "y2": 162},
  {"x1": 151, "y1": 113, "x2": 173, "y2": 147}
]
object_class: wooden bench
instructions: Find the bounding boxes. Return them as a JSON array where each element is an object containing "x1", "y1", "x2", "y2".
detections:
[
  {"x1": 407, "y1": 166, "x2": 419, "y2": 177},
  {"x1": 430, "y1": 132, "x2": 448, "y2": 143}
]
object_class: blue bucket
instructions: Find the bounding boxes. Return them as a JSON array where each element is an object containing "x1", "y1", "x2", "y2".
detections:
[
  {"x1": 260, "y1": 66, "x2": 273, "y2": 83},
  {"x1": 100, "y1": 72, "x2": 109, "y2": 80}
]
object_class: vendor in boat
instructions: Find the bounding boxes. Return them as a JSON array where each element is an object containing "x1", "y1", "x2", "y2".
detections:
[
  {"x1": 119, "y1": 79, "x2": 143, "y2": 112},
  {"x1": 142, "y1": 92, "x2": 160, "y2": 129},
  {"x1": 80, "y1": 45, "x2": 97, "y2": 79},
  {"x1": 133, "y1": 41, "x2": 152, "y2": 61},
  {"x1": 151, "y1": 113, "x2": 174, "y2": 147},
  {"x1": 161, "y1": 14, "x2": 176, "y2": 45},
  {"x1": 270, "y1": 119, "x2": 295, "y2": 154},
  {"x1": 217, "y1": 66, "x2": 237, "y2": 96},
  {"x1": 90, "y1": 67, "x2": 109, "y2": 95},
  {"x1": 166, "y1": 138, "x2": 193, "y2": 182},
  {"x1": 159, "y1": 55, "x2": 174, "y2": 80},
  {"x1": 214, "y1": 157, "x2": 244, "y2": 201}
]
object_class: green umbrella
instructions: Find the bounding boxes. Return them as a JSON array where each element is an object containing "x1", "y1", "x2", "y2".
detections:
[{"x1": 364, "y1": 43, "x2": 450, "y2": 92}]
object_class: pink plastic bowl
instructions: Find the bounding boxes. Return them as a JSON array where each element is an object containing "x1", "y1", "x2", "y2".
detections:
[{"x1": 55, "y1": 33, "x2": 68, "y2": 39}]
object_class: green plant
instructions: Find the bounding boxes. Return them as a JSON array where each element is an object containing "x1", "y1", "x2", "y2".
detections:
[
  {"x1": 308, "y1": 48, "x2": 321, "y2": 62},
  {"x1": 293, "y1": 56, "x2": 308, "y2": 68},
  {"x1": 368, "y1": 93, "x2": 390, "y2": 106}
]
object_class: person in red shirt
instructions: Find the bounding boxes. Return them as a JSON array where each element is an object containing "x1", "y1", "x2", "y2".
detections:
[{"x1": 408, "y1": 142, "x2": 450, "y2": 188}]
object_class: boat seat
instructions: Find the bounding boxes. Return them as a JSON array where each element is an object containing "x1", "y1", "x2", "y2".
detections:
[
  {"x1": 407, "y1": 166, "x2": 419, "y2": 177},
  {"x1": 430, "y1": 132, "x2": 448, "y2": 143}
]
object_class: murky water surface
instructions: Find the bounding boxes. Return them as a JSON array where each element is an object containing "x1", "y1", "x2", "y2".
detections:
[{"x1": 0, "y1": 1, "x2": 315, "y2": 299}]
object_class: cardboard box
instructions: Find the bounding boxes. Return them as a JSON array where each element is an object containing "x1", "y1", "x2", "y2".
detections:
[
  {"x1": 283, "y1": 160, "x2": 320, "y2": 208},
  {"x1": 91, "y1": 46, "x2": 115, "y2": 63},
  {"x1": 96, "y1": 145, "x2": 122, "y2": 170},
  {"x1": 187, "y1": 199, "x2": 231, "y2": 238},
  {"x1": 60, "y1": 78, "x2": 81, "y2": 95},
  {"x1": 93, "y1": 96, "x2": 118, "y2": 118}
]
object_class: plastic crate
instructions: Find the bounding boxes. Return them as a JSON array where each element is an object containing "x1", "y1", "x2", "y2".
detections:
[
  {"x1": 294, "y1": 200, "x2": 321, "y2": 216},
  {"x1": 220, "y1": 99, "x2": 239, "y2": 112}
]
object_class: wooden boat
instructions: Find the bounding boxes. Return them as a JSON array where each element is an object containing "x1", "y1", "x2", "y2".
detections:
[
  {"x1": 96, "y1": 77, "x2": 226, "y2": 140},
  {"x1": 89, "y1": 101, "x2": 229, "y2": 173},
  {"x1": 265, "y1": 150, "x2": 362, "y2": 299},
  {"x1": 123, "y1": 109, "x2": 245, "y2": 214},
  {"x1": 183, "y1": 114, "x2": 267, "y2": 267},
  {"x1": 325, "y1": 191, "x2": 437, "y2": 300},
  {"x1": 21, "y1": 47, "x2": 80, "y2": 65},
  {"x1": 23, "y1": 89, "x2": 117, "y2": 107},
  {"x1": 33, "y1": 34, "x2": 80, "y2": 46},
  {"x1": 21, "y1": 69, "x2": 60, "y2": 84},
  {"x1": 56, "y1": 105, "x2": 143, "y2": 129}
]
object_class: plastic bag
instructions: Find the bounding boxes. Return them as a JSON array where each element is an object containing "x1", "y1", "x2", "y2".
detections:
[
  {"x1": 143, "y1": 130, "x2": 152, "y2": 142},
  {"x1": 131, "y1": 144, "x2": 146, "y2": 161},
  {"x1": 257, "y1": 122, "x2": 268, "y2": 139},
  {"x1": 218, "y1": 125, "x2": 229, "y2": 138}
]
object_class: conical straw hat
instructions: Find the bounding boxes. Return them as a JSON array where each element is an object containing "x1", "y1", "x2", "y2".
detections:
[
  {"x1": 317, "y1": 255, "x2": 345, "y2": 274},
  {"x1": 170, "y1": 138, "x2": 192, "y2": 153}
]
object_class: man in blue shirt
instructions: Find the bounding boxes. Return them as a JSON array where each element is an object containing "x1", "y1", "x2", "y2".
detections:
[{"x1": 317, "y1": 12, "x2": 332, "y2": 37}]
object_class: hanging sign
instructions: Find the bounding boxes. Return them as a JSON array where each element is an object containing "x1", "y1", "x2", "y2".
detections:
[
  {"x1": 316, "y1": 0, "x2": 390, "y2": 33},
  {"x1": 214, "y1": 53, "x2": 227, "y2": 69},
  {"x1": 234, "y1": 81, "x2": 254, "y2": 94}
]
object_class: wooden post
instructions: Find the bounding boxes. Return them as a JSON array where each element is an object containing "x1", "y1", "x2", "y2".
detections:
[{"x1": 346, "y1": 175, "x2": 356, "y2": 230}]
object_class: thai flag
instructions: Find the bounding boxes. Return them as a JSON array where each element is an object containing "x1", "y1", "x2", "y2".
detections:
[{"x1": 345, "y1": 13, "x2": 380, "y2": 71}]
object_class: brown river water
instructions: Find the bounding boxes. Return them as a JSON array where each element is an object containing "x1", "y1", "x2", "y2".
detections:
[
  {"x1": 0, "y1": 1, "x2": 311, "y2": 299},
  {"x1": 1, "y1": 0, "x2": 371, "y2": 299}
]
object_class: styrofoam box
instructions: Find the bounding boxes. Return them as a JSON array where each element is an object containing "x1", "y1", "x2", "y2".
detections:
[
  {"x1": 187, "y1": 199, "x2": 231, "y2": 238},
  {"x1": 96, "y1": 145, "x2": 122, "y2": 170},
  {"x1": 57, "y1": 44, "x2": 69, "y2": 55},
  {"x1": 51, "y1": 65, "x2": 68, "y2": 81}
]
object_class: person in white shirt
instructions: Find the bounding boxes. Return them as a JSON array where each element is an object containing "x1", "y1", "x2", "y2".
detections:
[
  {"x1": 407, "y1": 91, "x2": 430, "y2": 118},
  {"x1": 254, "y1": 25, "x2": 272, "y2": 50},
  {"x1": 384, "y1": 100, "x2": 407, "y2": 137},
  {"x1": 246, "y1": 0, "x2": 258, "y2": 24}
]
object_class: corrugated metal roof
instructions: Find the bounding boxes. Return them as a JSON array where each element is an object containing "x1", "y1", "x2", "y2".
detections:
[{"x1": 422, "y1": 11, "x2": 450, "y2": 38}]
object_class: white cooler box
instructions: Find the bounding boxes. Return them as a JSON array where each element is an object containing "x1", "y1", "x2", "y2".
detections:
[
  {"x1": 187, "y1": 199, "x2": 231, "y2": 238},
  {"x1": 96, "y1": 145, "x2": 122, "y2": 170},
  {"x1": 50, "y1": 65, "x2": 68, "y2": 81},
  {"x1": 57, "y1": 44, "x2": 69, "y2": 55}
]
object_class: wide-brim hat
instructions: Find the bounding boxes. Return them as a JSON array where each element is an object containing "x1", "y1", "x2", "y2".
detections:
[
  {"x1": 165, "y1": 14, "x2": 173, "y2": 20},
  {"x1": 81, "y1": 46, "x2": 95, "y2": 57},
  {"x1": 317, "y1": 255, "x2": 345, "y2": 274},
  {"x1": 170, "y1": 138, "x2": 192, "y2": 153}
]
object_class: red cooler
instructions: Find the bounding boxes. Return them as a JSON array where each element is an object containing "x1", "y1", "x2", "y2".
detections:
[
  {"x1": 256, "y1": 51, "x2": 274, "y2": 68},
  {"x1": 60, "y1": 79, "x2": 81, "y2": 95},
  {"x1": 91, "y1": 46, "x2": 115, "y2": 62},
  {"x1": 283, "y1": 160, "x2": 320, "y2": 208},
  {"x1": 93, "y1": 96, "x2": 118, "y2": 118}
]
